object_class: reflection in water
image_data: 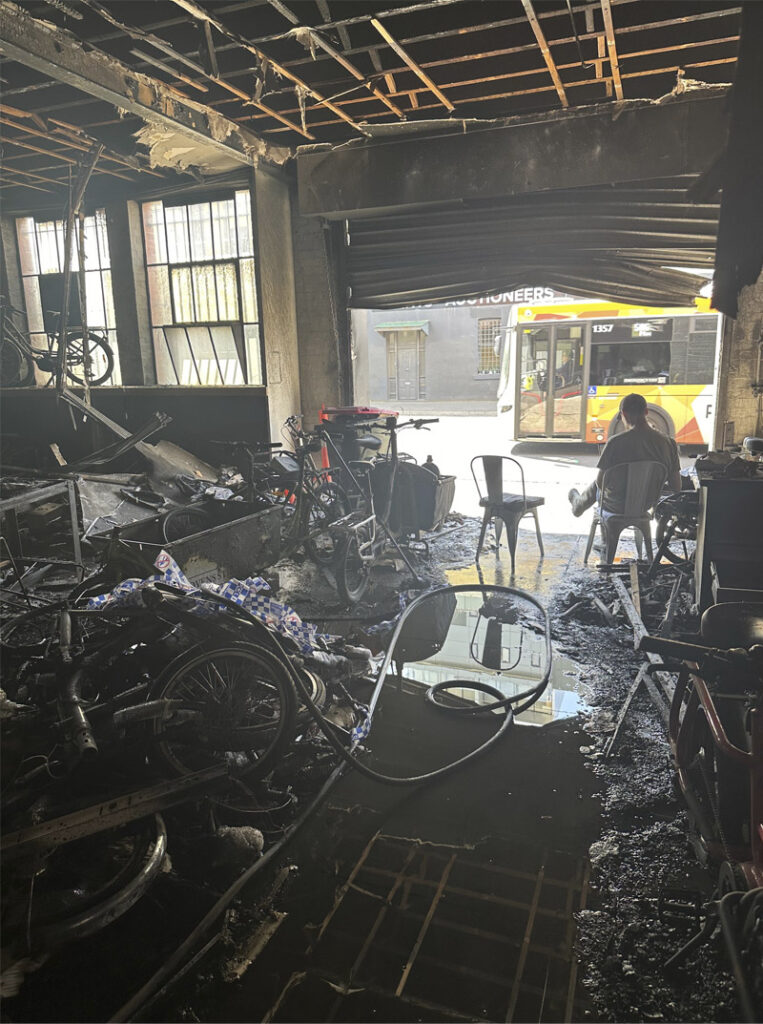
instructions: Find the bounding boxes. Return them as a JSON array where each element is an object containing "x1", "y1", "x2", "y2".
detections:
[{"x1": 389, "y1": 588, "x2": 590, "y2": 726}]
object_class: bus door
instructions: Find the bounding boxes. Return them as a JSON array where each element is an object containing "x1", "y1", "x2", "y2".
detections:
[{"x1": 517, "y1": 323, "x2": 584, "y2": 437}]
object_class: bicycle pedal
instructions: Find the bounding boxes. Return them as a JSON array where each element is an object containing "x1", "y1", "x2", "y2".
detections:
[{"x1": 658, "y1": 886, "x2": 704, "y2": 928}]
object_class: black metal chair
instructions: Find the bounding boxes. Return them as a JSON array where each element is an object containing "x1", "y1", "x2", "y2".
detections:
[{"x1": 470, "y1": 455, "x2": 544, "y2": 571}]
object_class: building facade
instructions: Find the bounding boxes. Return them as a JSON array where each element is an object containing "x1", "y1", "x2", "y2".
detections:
[{"x1": 352, "y1": 287, "x2": 561, "y2": 414}]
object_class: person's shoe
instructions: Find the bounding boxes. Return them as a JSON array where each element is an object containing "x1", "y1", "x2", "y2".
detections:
[{"x1": 568, "y1": 488, "x2": 586, "y2": 517}]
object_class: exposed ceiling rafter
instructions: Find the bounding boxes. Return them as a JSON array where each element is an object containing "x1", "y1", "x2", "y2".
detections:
[
  {"x1": 600, "y1": 0, "x2": 624, "y2": 100},
  {"x1": 370, "y1": 17, "x2": 454, "y2": 112},
  {"x1": 520, "y1": 0, "x2": 569, "y2": 107},
  {"x1": 166, "y1": 0, "x2": 370, "y2": 135},
  {"x1": 0, "y1": 0, "x2": 277, "y2": 171}
]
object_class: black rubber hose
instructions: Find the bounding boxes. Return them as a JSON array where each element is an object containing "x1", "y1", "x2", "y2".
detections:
[{"x1": 146, "y1": 584, "x2": 552, "y2": 788}]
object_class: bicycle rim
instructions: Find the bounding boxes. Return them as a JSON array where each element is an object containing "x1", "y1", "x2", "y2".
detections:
[
  {"x1": 305, "y1": 483, "x2": 350, "y2": 565},
  {"x1": 150, "y1": 644, "x2": 296, "y2": 780},
  {"x1": 336, "y1": 534, "x2": 370, "y2": 604},
  {"x1": 63, "y1": 333, "x2": 114, "y2": 386},
  {"x1": 3, "y1": 816, "x2": 166, "y2": 948}
]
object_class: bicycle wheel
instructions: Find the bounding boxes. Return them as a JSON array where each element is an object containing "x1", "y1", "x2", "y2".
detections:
[
  {"x1": 2, "y1": 815, "x2": 166, "y2": 949},
  {"x1": 655, "y1": 517, "x2": 692, "y2": 566},
  {"x1": 336, "y1": 533, "x2": 371, "y2": 604},
  {"x1": 305, "y1": 482, "x2": 350, "y2": 565},
  {"x1": 161, "y1": 505, "x2": 213, "y2": 543},
  {"x1": 63, "y1": 332, "x2": 114, "y2": 386},
  {"x1": 150, "y1": 644, "x2": 296, "y2": 780},
  {"x1": 0, "y1": 339, "x2": 35, "y2": 386}
]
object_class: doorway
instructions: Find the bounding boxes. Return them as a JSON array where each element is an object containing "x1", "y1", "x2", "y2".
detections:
[
  {"x1": 386, "y1": 329, "x2": 426, "y2": 401},
  {"x1": 517, "y1": 323, "x2": 584, "y2": 437}
]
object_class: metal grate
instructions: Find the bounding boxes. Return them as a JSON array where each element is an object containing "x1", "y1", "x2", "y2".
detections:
[
  {"x1": 477, "y1": 317, "x2": 502, "y2": 376},
  {"x1": 264, "y1": 833, "x2": 590, "y2": 1023}
]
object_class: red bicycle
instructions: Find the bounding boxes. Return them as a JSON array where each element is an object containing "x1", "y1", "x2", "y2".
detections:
[{"x1": 640, "y1": 603, "x2": 763, "y2": 1020}]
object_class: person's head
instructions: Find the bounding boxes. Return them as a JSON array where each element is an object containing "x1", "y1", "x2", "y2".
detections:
[{"x1": 620, "y1": 392, "x2": 648, "y2": 427}]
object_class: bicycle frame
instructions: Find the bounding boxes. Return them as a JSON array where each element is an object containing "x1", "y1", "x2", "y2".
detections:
[{"x1": 670, "y1": 661, "x2": 763, "y2": 889}]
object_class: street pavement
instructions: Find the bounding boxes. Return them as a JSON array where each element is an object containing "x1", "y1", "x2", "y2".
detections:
[{"x1": 395, "y1": 414, "x2": 694, "y2": 535}]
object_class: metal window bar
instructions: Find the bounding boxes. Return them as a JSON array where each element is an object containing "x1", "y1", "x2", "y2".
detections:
[{"x1": 478, "y1": 317, "x2": 502, "y2": 375}]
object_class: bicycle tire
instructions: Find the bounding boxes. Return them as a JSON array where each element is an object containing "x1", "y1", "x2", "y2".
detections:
[
  {"x1": 161, "y1": 505, "x2": 213, "y2": 543},
  {"x1": 655, "y1": 518, "x2": 690, "y2": 565},
  {"x1": 335, "y1": 533, "x2": 370, "y2": 605},
  {"x1": 0, "y1": 339, "x2": 35, "y2": 387},
  {"x1": 62, "y1": 332, "x2": 115, "y2": 386},
  {"x1": 3, "y1": 815, "x2": 166, "y2": 949},
  {"x1": 305, "y1": 482, "x2": 350, "y2": 565},
  {"x1": 149, "y1": 643, "x2": 296, "y2": 781}
]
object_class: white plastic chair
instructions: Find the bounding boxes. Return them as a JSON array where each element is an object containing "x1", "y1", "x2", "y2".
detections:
[{"x1": 583, "y1": 460, "x2": 667, "y2": 565}]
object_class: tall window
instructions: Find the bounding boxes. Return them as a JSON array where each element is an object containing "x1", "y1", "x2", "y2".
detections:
[
  {"x1": 141, "y1": 192, "x2": 262, "y2": 386},
  {"x1": 477, "y1": 317, "x2": 501, "y2": 376},
  {"x1": 15, "y1": 211, "x2": 120, "y2": 383}
]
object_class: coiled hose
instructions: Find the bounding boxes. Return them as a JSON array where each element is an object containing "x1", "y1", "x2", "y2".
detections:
[{"x1": 171, "y1": 583, "x2": 552, "y2": 788}]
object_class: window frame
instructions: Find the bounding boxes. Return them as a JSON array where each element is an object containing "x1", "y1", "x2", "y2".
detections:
[
  {"x1": 476, "y1": 316, "x2": 502, "y2": 377},
  {"x1": 140, "y1": 191, "x2": 263, "y2": 387}
]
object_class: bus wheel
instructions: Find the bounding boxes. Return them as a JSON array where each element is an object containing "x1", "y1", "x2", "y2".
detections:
[{"x1": 607, "y1": 406, "x2": 674, "y2": 439}]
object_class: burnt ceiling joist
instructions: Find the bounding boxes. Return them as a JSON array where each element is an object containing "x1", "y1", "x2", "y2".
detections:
[{"x1": 0, "y1": 0, "x2": 276, "y2": 180}]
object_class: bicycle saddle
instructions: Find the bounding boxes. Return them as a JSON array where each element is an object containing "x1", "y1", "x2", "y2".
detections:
[
  {"x1": 355, "y1": 434, "x2": 382, "y2": 450},
  {"x1": 700, "y1": 602, "x2": 763, "y2": 650}
]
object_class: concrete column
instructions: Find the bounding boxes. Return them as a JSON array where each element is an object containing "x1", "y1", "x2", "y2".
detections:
[
  {"x1": 104, "y1": 200, "x2": 156, "y2": 385},
  {"x1": 714, "y1": 267, "x2": 763, "y2": 446},
  {"x1": 253, "y1": 166, "x2": 301, "y2": 439},
  {"x1": 291, "y1": 206, "x2": 345, "y2": 426},
  {"x1": 0, "y1": 215, "x2": 25, "y2": 309}
]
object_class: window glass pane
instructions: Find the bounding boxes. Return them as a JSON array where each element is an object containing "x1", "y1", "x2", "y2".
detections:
[
  {"x1": 16, "y1": 217, "x2": 39, "y2": 275},
  {"x1": 235, "y1": 190, "x2": 254, "y2": 257},
  {"x1": 22, "y1": 277, "x2": 45, "y2": 334},
  {"x1": 142, "y1": 201, "x2": 167, "y2": 265},
  {"x1": 165, "y1": 205, "x2": 190, "y2": 263},
  {"x1": 193, "y1": 264, "x2": 219, "y2": 321},
  {"x1": 171, "y1": 266, "x2": 195, "y2": 322},
  {"x1": 54, "y1": 222, "x2": 79, "y2": 273},
  {"x1": 244, "y1": 323, "x2": 262, "y2": 385},
  {"x1": 240, "y1": 258, "x2": 257, "y2": 322},
  {"x1": 165, "y1": 327, "x2": 200, "y2": 384},
  {"x1": 94, "y1": 211, "x2": 110, "y2": 269},
  {"x1": 84, "y1": 270, "x2": 106, "y2": 329},
  {"x1": 36, "y1": 221, "x2": 61, "y2": 274},
  {"x1": 153, "y1": 327, "x2": 178, "y2": 385},
  {"x1": 101, "y1": 270, "x2": 116, "y2": 330},
  {"x1": 147, "y1": 265, "x2": 172, "y2": 326},
  {"x1": 82, "y1": 216, "x2": 101, "y2": 271},
  {"x1": 212, "y1": 199, "x2": 237, "y2": 259},
  {"x1": 214, "y1": 262, "x2": 239, "y2": 321},
  {"x1": 187, "y1": 327, "x2": 222, "y2": 385},
  {"x1": 188, "y1": 203, "x2": 214, "y2": 262},
  {"x1": 105, "y1": 330, "x2": 121, "y2": 385},
  {"x1": 211, "y1": 325, "x2": 244, "y2": 385},
  {"x1": 590, "y1": 341, "x2": 671, "y2": 386}
]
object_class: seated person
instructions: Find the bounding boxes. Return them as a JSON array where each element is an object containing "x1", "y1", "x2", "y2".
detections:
[{"x1": 568, "y1": 392, "x2": 681, "y2": 516}]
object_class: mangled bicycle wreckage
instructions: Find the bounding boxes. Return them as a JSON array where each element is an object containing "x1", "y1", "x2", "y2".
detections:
[{"x1": 0, "y1": 569, "x2": 552, "y2": 1008}]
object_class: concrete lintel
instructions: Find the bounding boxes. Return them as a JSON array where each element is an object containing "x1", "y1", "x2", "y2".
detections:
[
  {"x1": 297, "y1": 93, "x2": 729, "y2": 219},
  {"x1": 0, "y1": 0, "x2": 275, "y2": 172}
]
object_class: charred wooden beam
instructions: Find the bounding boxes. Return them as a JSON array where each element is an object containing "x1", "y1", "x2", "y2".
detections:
[
  {"x1": 166, "y1": 0, "x2": 369, "y2": 135},
  {"x1": 600, "y1": 0, "x2": 624, "y2": 100},
  {"x1": 0, "y1": 0, "x2": 277, "y2": 169},
  {"x1": 370, "y1": 17, "x2": 454, "y2": 111},
  {"x1": 520, "y1": 0, "x2": 569, "y2": 107},
  {"x1": 77, "y1": 0, "x2": 311, "y2": 139}
]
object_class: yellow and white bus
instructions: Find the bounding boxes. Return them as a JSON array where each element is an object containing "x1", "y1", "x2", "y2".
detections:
[{"x1": 497, "y1": 298, "x2": 721, "y2": 445}]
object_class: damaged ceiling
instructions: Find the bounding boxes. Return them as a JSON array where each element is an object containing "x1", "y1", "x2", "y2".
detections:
[{"x1": 0, "y1": 0, "x2": 742, "y2": 205}]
